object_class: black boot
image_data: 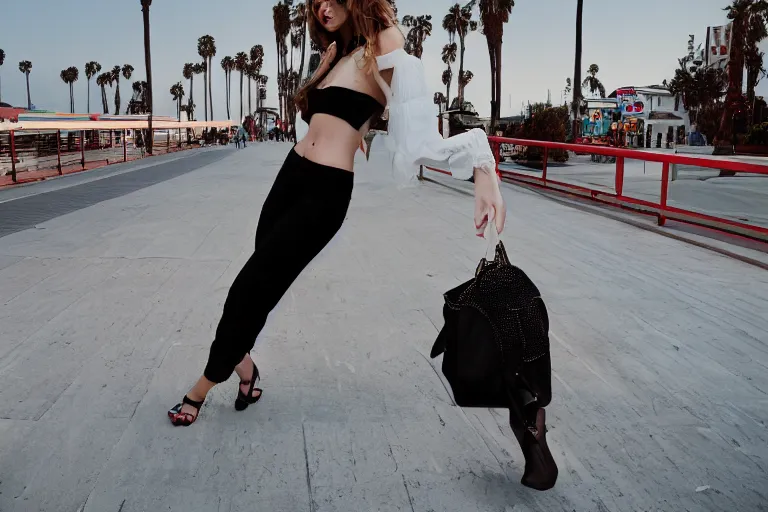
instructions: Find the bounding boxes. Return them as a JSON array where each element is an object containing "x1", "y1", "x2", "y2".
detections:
[{"x1": 510, "y1": 407, "x2": 558, "y2": 491}]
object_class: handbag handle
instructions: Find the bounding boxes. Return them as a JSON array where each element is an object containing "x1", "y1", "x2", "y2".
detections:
[{"x1": 483, "y1": 214, "x2": 501, "y2": 262}]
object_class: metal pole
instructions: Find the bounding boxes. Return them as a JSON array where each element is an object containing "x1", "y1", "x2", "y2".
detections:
[
  {"x1": 419, "y1": 165, "x2": 424, "y2": 181},
  {"x1": 80, "y1": 130, "x2": 85, "y2": 169},
  {"x1": 57, "y1": 130, "x2": 62, "y2": 175},
  {"x1": 123, "y1": 129, "x2": 127, "y2": 162},
  {"x1": 9, "y1": 130, "x2": 17, "y2": 183},
  {"x1": 659, "y1": 162, "x2": 670, "y2": 226},
  {"x1": 615, "y1": 156, "x2": 625, "y2": 197},
  {"x1": 542, "y1": 147, "x2": 549, "y2": 181}
]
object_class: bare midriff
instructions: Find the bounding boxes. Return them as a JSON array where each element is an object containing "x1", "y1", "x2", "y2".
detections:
[{"x1": 294, "y1": 114, "x2": 366, "y2": 172}]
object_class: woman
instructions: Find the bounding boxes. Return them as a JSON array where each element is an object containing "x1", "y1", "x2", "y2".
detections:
[{"x1": 169, "y1": 0, "x2": 506, "y2": 428}]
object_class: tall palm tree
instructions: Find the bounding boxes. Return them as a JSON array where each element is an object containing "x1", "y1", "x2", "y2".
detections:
[
  {"x1": 234, "y1": 52, "x2": 249, "y2": 121},
  {"x1": 273, "y1": 2, "x2": 291, "y2": 122},
  {"x1": 745, "y1": 11, "x2": 768, "y2": 122},
  {"x1": 183, "y1": 63, "x2": 195, "y2": 120},
  {"x1": 442, "y1": 2, "x2": 477, "y2": 108},
  {"x1": 197, "y1": 35, "x2": 217, "y2": 120},
  {"x1": 85, "y1": 61, "x2": 101, "y2": 113},
  {"x1": 0, "y1": 49, "x2": 6, "y2": 104},
  {"x1": 170, "y1": 82, "x2": 185, "y2": 120},
  {"x1": 60, "y1": 68, "x2": 72, "y2": 112},
  {"x1": 96, "y1": 72, "x2": 111, "y2": 114},
  {"x1": 442, "y1": 68, "x2": 453, "y2": 108},
  {"x1": 67, "y1": 66, "x2": 79, "y2": 112},
  {"x1": 250, "y1": 45, "x2": 264, "y2": 114},
  {"x1": 290, "y1": 4, "x2": 307, "y2": 81},
  {"x1": 478, "y1": 0, "x2": 514, "y2": 133},
  {"x1": 402, "y1": 14, "x2": 433, "y2": 59},
  {"x1": 194, "y1": 62, "x2": 206, "y2": 119},
  {"x1": 114, "y1": 64, "x2": 134, "y2": 115},
  {"x1": 387, "y1": 0, "x2": 398, "y2": 19},
  {"x1": 434, "y1": 91, "x2": 447, "y2": 114},
  {"x1": 18, "y1": 60, "x2": 33, "y2": 110},
  {"x1": 141, "y1": 0, "x2": 154, "y2": 154},
  {"x1": 442, "y1": 43, "x2": 457, "y2": 107},
  {"x1": 721, "y1": 0, "x2": 768, "y2": 130},
  {"x1": 573, "y1": 0, "x2": 584, "y2": 135},
  {"x1": 582, "y1": 64, "x2": 605, "y2": 98},
  {"x1": 221, "y1": 56, "x2": 234, "y2": 120}
]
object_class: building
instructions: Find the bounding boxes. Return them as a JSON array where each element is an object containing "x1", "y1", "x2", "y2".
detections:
[{"x1": 608, "y1": 86, "x2": 691, "y2": 148}]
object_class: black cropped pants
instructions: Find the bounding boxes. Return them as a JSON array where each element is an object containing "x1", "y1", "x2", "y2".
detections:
[{"x1": 203, "y1": 148, "x2": 353, "y2": 383}]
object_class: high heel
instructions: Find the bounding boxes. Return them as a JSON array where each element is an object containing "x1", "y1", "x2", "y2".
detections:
[
  {"x1": 235, "y1": 361, "x2": 263, "y2": 411},
  {"x1": 168, "y1": 395, "x2": 204, "y2": 427},
  {"x1": 511, "y1": 407, "x2": 558, "y2": 491}
]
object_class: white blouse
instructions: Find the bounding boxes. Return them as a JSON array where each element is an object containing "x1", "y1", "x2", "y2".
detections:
[
  {"x1": 374, "y1": 48, "x2": 495, "y2": 186},
  {"x1": 295, "y1": 48, "x2": 496, "y2": 186}
]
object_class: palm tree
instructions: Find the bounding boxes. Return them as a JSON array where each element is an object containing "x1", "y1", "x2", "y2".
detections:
[
  {"x1": 114, "y1": 64, "x2": 134, "y2": 115},
  {"x1": 442, "y1": 68, "x2": 453, "y2": 108},
  {"x1": 234, "y1": 52, "x2": 249, "y2": 121},
  {"x1": 273, "y1": 2, "x2": 291, "y2": 122},
  {"x1": 194, "y1": 62, "x2": 206, "y2": 119},
  {"x1": 197, "y1": 35, "x2": 217, "y2": 120},
  {"x1": 441, "y1": 43, "x2": 457, "y2": 107},
  {"x1": 170, "y1": 82, "x2": 185, "y2": 120},
  {"x1": 141, "y1": 0, "x2": 154, "y2": 154},
  {"x1": 434, "y1": 91, "x2": 447, "y2": 114},
  {"x1": 250, "y1": 45, "x2": 264, "y2": 114},
  {"x1": 221, "y1": 56, "x2": 234, "y2": 120},
  {"x1": 18, "y1": 60, "x2": 33, "y2": 110},
  {"x1": 290, "y1": 4, "x2": 307, "y2": 81},
  {"x1": 459, "y1": 69, "x2": 475, "y2": 104},
  {"x1": 442, "y1": 2, "x2": 477, "y2": 108},
  {"x1": 582, "y1": 64, "x2": 605, "y2": 98},
  {"x1": 745, "y1": 17, "x2": 767, "y2": 123},
  {"x1": 60, "y1": 66, "x2": 79, "y2": 113},
  {"x1": 478, "y1": 0, "x2": 514, "y2": 133},
  {"x1": 60, "y1": 69, "x2": 72, "y2": 112},
  {"x1": 183, "y1": 63, "x2": 196, "y2": 120},
  {"x1": 402, "y1": 14, "x2": 433, "y2": 59},
  {"x1": 387, "y1": 0, "x2": 398, "y2": 19},
  {"x1": 729, "y1": 0, "x2": 768, "y2": 127},
  {"x1": 0, "y1": 49, "x2": 6, "y2": 104},
  {"x1": 85, "y1": 61, "x2": 101, "y2": 113},
  {"x1": 573, "y1": 0, "x2": 584, "y2": 135},
  {"x1": 96, "y1": 72, "x2": 111, "y2": 114}
]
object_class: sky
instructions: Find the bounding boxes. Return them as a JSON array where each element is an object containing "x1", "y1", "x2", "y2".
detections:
[{"x1": 1, "y1": 0, "x2": 764, "y2": 120}]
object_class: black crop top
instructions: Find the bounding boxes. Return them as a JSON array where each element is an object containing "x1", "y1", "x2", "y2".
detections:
[{"x1": 301, "y1": 86, "x2": 383, "y2": 130}]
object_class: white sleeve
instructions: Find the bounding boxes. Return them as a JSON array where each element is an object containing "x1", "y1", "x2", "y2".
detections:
[{"x1": 375, "y1": 50, "x2": 495, "y2": 185}]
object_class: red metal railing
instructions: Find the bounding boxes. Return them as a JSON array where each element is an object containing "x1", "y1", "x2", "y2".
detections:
[{"x1": 424, "y1": 136, "x2": 768, "y2": 243}]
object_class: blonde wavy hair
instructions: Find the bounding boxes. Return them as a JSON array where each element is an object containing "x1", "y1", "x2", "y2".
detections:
[{"x1": 294, "y1": 0, "x2": 397, "y2": 113}]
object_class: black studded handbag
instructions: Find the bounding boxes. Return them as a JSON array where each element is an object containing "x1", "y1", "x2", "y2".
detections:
[{"x1": 430, "y1": 234, "x2": 552, "y2": 409}]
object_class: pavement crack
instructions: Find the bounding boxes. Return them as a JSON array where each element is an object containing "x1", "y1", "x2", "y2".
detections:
[
  {"x1": 402, "y1": 473, "x2": 416, "y2": 512},
  {"x1": 302, "y1": 422, "x2": 315, "y2": 512}
]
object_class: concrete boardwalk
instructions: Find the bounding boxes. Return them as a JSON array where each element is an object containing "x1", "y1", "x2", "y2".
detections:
[{"x1": 1, "y1": 143, "x2": 767, "y2": 512}]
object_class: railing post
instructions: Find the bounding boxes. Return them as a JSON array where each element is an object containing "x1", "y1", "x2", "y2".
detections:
[
  {"x1": 10, "y1": 130, "x2": 17, "y2": 183},
  {"x1": 491, "y1": 140, "x2": 501, "y2": 178},
  {"x1": 615, "y1": 156, "x2": 625, "y2": 197},
  {"x1": 80, "y1": 130, "x2": 85, "y2": 169},
  {"x1": 659, "y1": 162, "x2": 670, "y2": 226},
  {"x1": 57, "y1": 130, "x2": 62, "y2": 175},
  {"x1": 419, "y1": 165, "x2": 424, "y2": 181},
  {"x1": 542, "y1": 147, "x2": 549, "y2": 181},
  {"x1": 123, "y1": 130, "x2": 127, "y2": 162}
]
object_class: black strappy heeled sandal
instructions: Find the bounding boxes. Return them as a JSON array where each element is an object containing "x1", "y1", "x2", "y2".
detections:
[
  {"x1": 168, "y1": 395, "x2": 204, "y2": 427},
  {"x1": 235, "y1": 361, "x2": 263, "y2": 411}
]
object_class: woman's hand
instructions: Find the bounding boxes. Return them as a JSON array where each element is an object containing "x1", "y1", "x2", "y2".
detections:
[{"x1": 473, "y1": 169, "x2": 506, "y2": 238}]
